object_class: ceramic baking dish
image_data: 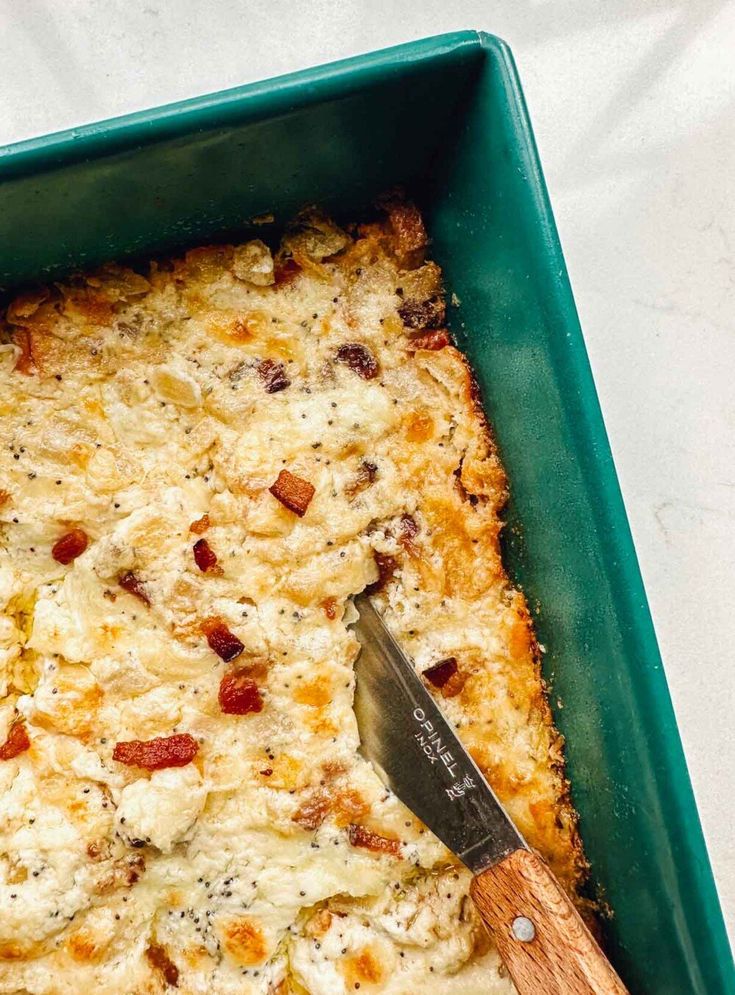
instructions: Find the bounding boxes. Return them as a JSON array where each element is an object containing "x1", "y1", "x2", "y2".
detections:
[{"x1": 0, "y1": 30, "x2": 731, "y2": 994}]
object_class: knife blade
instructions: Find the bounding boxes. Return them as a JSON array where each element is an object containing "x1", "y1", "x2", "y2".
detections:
[
  {"x1": 351, "y1": 592, "x2": 630, "y2": 995},
  {"x1": 351, "y1": 591, "x2": 526, "y2": 872}
]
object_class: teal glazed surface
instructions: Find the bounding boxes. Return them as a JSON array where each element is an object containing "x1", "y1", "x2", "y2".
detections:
[{"x1": 0, "y1": 30, "x2": 732, "y2": 994}]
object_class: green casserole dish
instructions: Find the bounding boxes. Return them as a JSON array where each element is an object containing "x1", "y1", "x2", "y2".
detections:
[{"x1": 0, "y1": 30, "x2": 731, "y2": 994}]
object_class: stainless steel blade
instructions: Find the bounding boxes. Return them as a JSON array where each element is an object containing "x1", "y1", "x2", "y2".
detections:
[{"x1": 352, "y1": 592, "x2": 526, "y2": 873}]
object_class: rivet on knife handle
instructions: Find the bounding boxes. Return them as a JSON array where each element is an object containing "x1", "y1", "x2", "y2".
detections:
[{"x1": 470, "y1": 849, "x2": 629, "y2": 995}]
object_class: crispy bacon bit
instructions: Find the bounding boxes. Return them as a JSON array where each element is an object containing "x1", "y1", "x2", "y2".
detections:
[
  {"x1": 423, "y1": 657, "x2": 457, "y2": 688},
  {"x1": 219, "y1": 671, "x2": 264, "y2": 715},
  {"x1": 347, "y1": 824, "x2": 401, "y2": 856},
  {"x1": 193, "y1": 538, "x2": 220, "y2": 573},
  {"x1": 257, "y1": 358, "x2": 291, "y2": 394},
  {"x1": 0, "y1": 721, "x2": 30, "y2": 761},
  {"x1": 189, "y1": 514, "x2": 210, "y2": 534},
  {"x1": 335, "y1": 343, "x2": 379, "y2": 380},
  {"x1": 365, "y1": 552, "x2": 398, "y2": 594},
  {"x1": 146, "y1": 943, "x2": 180, "y2": 988},
  {"x1": 269, "y1": 469, "x2": 315, "y2": 517},
  {"x1": 408, "y1": 328, "x2": 451, "y2": 351},
  {"x1": 273, "y1": 257, "x2": 302, "y2": 286},
  {"x1": 14, "y1": 329, "x2": 38, "y2": 375},
  {"x1": 345, "y1": 460, "x2": 378, "y2": 499},
  {"x1": 321, "y1": 597, "x2": 338, "y2": 621},
  {"x1": 293, "y1": 794, "x2": 330, "y2": 831},
  {"x1": 112, "y1": 733, "x2": 198, "y2": 771},
  {"x1": 51, "y1": 528, "x2": 89, "y2": 565},
  {"x1": 201, "y1": 618, "x2": 244, "y2": 662},
  {"x1": 398, "y1": 297, "x2": 446, "y2": 330},
  {"x1": 423, "y1": 657, "x2": 466, "y2": 698},
  {"x1": 119, "y1": 571, "x2": 150, "y2": 606}
]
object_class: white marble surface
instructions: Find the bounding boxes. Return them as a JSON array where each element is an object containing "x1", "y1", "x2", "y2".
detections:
[{"x1": 1, "y1": 0, "x2": 733, "y2": 939}]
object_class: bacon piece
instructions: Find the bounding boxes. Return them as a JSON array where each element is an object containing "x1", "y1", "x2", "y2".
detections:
[
  {"x1": 51, "y1": 528, "x2": 89, "y2": 565},
  {"x1": 193, "y1": 538, "x2": 220, "y2": 573},
  {"x1": 365, "y1": 552, "x2": 398, "y2": 595},
  {"x1": 269, "y1": 469, "x2": 315, "y2": 517},
  {"x1": 201, "y1": 618, "x2": 244, "y2": 662},
  {"x1": 423, "y1": 657, "x2": 466, "y2": 699},
  {"x1": 398, "y1": 297, "x2": 445, "y2": 330},
  {"x1": 347, "y1": 824, "x2": 401, "y2": 856},
  {"x1": 335, "y1": 343, "x2": 379, "y2": 380},
  {"x1": 273, "y1": 257, "x2": 302, "y2": 287},
  {"x1": 189, "y1": 514, "x2": 210, "y2": 535},
  {"x1": 219, "y1": 671, "x2": 264, "y2": 715},
  {"x1": 257, "y1": 358, "x2": 291, "y2": 394},
  {"x1": 0, "y1": 721, "x2": 30, "y2": 761},
  {"x1": 146, "y1": 943, "x2": 180, "y2": 988},
  {"x1": 112, "y1": 733, "x2": 198, "y2": 770},
  {"x1": 407, "y1": 329, "x2": 451, "y2": 352},
  {"x1": 423, "y1": 657, "x2": 457, "y2": 688},
  {"x1": 119, "y1": 571, "x2": 150, "y2": 606}
]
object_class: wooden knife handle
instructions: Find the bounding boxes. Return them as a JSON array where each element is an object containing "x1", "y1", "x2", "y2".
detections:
[{"x1": 470, "y1": 849, "x2": 629, "y2": 995}]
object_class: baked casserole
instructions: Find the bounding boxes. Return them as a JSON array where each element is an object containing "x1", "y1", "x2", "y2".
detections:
[{"x1": 0, "y1": 201, "x2": 584, "y2": 994}]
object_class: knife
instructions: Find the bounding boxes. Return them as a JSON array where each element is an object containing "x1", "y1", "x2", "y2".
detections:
[{"x1": 352, "y1": 592, "x2": 629, "y2": 995}]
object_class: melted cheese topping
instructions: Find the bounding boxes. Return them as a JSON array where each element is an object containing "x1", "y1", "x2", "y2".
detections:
[{"x1": 0, "y1": 208, "x2": 582, "y2": 994}]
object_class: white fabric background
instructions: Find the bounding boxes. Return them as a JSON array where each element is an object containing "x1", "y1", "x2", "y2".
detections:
[{"x1": 1, "y1": 0, "x2": 733, "y2": 939}]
